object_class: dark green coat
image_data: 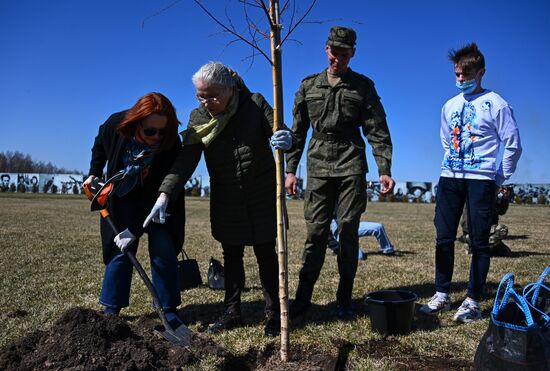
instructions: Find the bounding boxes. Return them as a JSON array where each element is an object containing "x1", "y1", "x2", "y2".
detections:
[
  {"x1": 286, "y1": 68, "x2": 393, "y2": 177},
  {"x1": 160, "y1": 86, "x2": 278, "y2": 245}
]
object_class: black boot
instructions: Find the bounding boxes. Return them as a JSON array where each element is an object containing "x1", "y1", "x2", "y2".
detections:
[
  {"x1": 208, "y1": 310, "x2": 243, "y2": 334},
  {"x1": 335, "y1": 300, "x2": 356, "y2": 320},
  {"x1": 290, "y1": 280, "x2": 314, "y2": 318},
  {"x1": 264, "y1": 312, "x2": 281, "y2": 337}
]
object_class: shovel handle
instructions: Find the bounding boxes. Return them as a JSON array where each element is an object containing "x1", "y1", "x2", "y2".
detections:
[
  {"x1": 102, "y1": 216, "x2": 163, "y2": 308},
  {"x1": 101, "y1": 214, "x2": 179, "y2": 338},
  {"x1": 85, "y1": 178, "x2": 191, "y2": 344}
]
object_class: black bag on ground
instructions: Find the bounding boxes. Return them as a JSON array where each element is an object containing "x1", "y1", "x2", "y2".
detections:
[
  {"x1": 207, "y1": 256, "x2": 225, "y2": 290},
  {"x1": 474, "y1": 269, "x2": 550, "y2": 371},
  {"x1": 178, "y1": 249, "x2": 202, "y2": 290}
]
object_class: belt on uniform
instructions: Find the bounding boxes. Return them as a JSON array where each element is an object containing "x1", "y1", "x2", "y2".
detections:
[{"x1": 312, "y1": 130, "x2": 358, "y2": 142}]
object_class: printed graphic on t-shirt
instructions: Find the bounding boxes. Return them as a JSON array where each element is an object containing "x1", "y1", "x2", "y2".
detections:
[
  {"x1": 443, "y1": 102, "x2": 484, "y2": 170},
  {"x1": 481, "y1": 100, "x2": 492, "y2": 111}
]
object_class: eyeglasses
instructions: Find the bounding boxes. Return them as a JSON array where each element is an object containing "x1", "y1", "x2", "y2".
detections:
[
  {"x1": 141, "y1": 125, "x2": 166, "y2": 137},
  {"x1": 196, "y1": 94, "x2": 222, "y2": 104}
]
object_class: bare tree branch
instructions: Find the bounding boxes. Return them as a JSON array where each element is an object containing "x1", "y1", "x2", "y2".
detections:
[
  {"x1": 237, "y1": 0, "x2": 262, "y2": 8},
  {"x1": 241, "y1": 48, "x2": 263, "y2": 74},
  {"x1": 141, "y1": 0, "x2": 183, "y2": 28},
  {"x1": 282, "y1": 37, "x2": 303, "y2": 46},
  {"x1": 193, "y1": 0, "x2": 273, "y2": 64},
  {"x1": 215, "y1": 38, "x2": 243, "y2": 59},
  {"x1": 280, "y1": 0, "x2": 317, "y2": 47},
  {"x1": 254, "y1": 0, "x2": 274, "y2": 28},
  {"x1": 224, "y1": 4, "x2": 239, "y2": 34},
  {"x1": 243, "y1": 3, "x2": 270, "y2": 40},
  {"x1": 282, "y1": 0, "x2": 296, "y2": 38},
  {"x1": 279, "y1": 0, "x2": 291, "y2": 16}
]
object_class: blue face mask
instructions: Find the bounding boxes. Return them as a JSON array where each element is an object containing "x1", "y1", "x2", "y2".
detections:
[{"x1": 456, "y1": 79, "x2": 477, "y2": 94}]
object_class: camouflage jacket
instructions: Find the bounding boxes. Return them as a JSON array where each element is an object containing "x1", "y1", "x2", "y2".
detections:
[{"x1": 286, "y1": 68, "x2": 393, "y2": 177}]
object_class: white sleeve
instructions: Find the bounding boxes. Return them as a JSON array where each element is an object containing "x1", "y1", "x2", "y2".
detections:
[
  {"x1": 495, "y1": 105, "x2": 522, "y2": 185},
  {"x1": 440, "y1": 106, "x2": 450, "y2": 152}
]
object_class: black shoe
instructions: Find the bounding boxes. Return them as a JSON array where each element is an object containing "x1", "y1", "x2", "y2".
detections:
[
  {"x1": 165, "y1": 309, "x2": 184, "y2": 329},
  {"x1": 290, "y1": 300, "x2": 311, "y2": 318},
  {"x1": 336, "y1": 303, "x2": 356, "y2": 320},
  {"x1": 102, "y1": 306, "x2": 120, "y2": 316},
  {"x1": 264, "y1": 313, "x2": 280, "y2": 337},
  {"x1": 207, "y1": 310, "x2": 243, "y2": 334}
]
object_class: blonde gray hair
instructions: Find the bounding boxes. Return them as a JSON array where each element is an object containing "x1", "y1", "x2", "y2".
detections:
[{"x1": 192, "y1": 61, "x2": 236, "y2": 89}]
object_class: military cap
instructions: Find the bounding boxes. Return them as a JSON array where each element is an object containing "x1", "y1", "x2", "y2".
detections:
[{"x1": 327, "y1": 26, "x2": 356, "y2": 49}]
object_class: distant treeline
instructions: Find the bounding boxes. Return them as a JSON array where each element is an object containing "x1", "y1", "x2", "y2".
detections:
[{"x1": 0, "y1": 151, "x2": 82, "y2": 174}]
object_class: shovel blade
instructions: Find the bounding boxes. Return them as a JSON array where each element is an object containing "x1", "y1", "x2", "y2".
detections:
[{"x1": 156, "y1": 323, "x2": 194, "y2": 346}]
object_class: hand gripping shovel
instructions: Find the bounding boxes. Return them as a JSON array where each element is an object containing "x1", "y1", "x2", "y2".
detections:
[{"x1": 84, "y1": 177, "x2": 193, "y2": 346}]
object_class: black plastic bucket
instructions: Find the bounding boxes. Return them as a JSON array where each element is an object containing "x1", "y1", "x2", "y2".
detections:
[{"x1": 365, "y1": 290, "x2": 418, "y2": 335}]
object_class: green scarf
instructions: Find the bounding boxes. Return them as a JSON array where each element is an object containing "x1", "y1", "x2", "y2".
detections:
[{"x1": 182, "y1": 92, "x2": 239, "y2": 147}]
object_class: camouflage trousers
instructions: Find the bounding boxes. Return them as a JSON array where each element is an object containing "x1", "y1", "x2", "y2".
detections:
[
  {"x1": 295, "y1": 175, "x2": 367, "y2": 305},
  {"x1": 459, "y1": 223, "x2": 510, "y2": 256}
]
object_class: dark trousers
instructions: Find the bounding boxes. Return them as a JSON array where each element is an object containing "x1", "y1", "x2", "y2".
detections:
[
  {"x1": 434, "y1": 176, "x2": 496, "y2": 300},
  {"x1": 221, "y1": 241, "x2": 279, "y2": 315},
  {"x1": 296, "y1": 175, "x2": 367, "y2": 306}
]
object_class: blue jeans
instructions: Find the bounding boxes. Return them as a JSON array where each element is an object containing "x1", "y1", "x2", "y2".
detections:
[
  {"x1": 99, "y1": 224, "x2": 181, "y2": 310},
  {"x1": 330, "y1": 221, "x2": 394, "y2": 259},
  {"x1": 358, "y1": 222, "x2": 394, "y2": 254},
  {"x1": 434, "y1": 176, "x2": 496, "y2": 300}
]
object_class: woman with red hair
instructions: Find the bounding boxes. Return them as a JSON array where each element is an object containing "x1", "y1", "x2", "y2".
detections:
[{"x1": 84, "y1": 92, "x2": 185, "y2": 327}]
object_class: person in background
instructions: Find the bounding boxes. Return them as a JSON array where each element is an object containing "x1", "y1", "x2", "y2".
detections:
[
  {"x1": 457, "y1": 185, "x2": 512, "y2": 256},
  {"x1": 144, "y1": 62, "x2": 293, "y2": 337},
  {"x1": 285, "y1": 26, "x2": 394, "y2": 320},
  {"x1": 328, "y1": 219, "x2": 396, "y2": 259},
  {"x1": 419, "y1": 43, "x2": 522, "y2": 323},
  {"x1": 85, "y1": 92, "x2": 186, "y2": 328}
]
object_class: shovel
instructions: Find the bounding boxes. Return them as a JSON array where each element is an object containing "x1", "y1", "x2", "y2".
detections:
[{"x1": 84, "y1": 177, "x2": 193, "y2": 346}]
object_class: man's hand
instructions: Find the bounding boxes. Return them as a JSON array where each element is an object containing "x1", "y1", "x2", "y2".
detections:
[
  {"x1": 114, "y1": 228, "x2": 136, "y2": 253},
  {"x1": 379, "y1": 175, "x2": 395, "y2": 195},
  {"x1": 270, "y1": 130, "x2": 292, "y2": 151},
  {"x1": 285, "y1": 173, "x2": 297, "y2": 196},
  {"x1": 498, "y1": 185, "x2": 511, "y2": 199},
  {"x1": 143, "y1": 193, "x2": 169, "y2": 227}
]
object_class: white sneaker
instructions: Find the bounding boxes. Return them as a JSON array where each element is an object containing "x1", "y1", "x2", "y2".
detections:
[
  {"x1": 453, "y1": 299, "x2": 481, "y2": 323},
  {"x1": 419, "y1": 293, "x2": 451, "y2": 315}
]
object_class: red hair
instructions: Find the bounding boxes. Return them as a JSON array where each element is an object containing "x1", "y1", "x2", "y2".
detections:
[{"x1": 117, "y1": 92, "x2": 180, "y2": 150}]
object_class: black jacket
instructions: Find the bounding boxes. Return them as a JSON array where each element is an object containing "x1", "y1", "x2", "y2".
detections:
[
  {"x1": 88, "y1": 110, "x2": 185, "y2": 263},
  {"x1": 159, "y1": 87, "x2": 278, "y2": 246}
]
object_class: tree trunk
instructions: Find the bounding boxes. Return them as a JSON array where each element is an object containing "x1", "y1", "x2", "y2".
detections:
[{"x1": 269, "y1": 0, "x2": 289, "y2": 362}]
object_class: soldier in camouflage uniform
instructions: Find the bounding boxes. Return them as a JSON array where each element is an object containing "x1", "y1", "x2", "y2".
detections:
[
  {"x1": 458, "y1": 185, "x2": 512, "y2": 256},
  {"x1": 285, "y1": 26, "x2": 394, "y2": 319}
]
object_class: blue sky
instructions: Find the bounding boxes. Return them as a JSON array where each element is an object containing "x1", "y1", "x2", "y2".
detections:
[{"x1": 1, "y1": 0, "x2": 549, "y2": 185}]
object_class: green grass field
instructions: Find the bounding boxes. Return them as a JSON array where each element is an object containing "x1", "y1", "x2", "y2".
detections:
[{"x1": 0, "y1": 193, "x2": 548, "y2": 369}]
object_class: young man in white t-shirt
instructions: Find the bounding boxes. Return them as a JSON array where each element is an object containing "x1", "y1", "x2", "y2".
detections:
[{"x1": 419, "y1": 43, "x2": 522, "y2": 323}]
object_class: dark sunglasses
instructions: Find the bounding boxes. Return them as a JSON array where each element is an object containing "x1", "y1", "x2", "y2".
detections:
[{"x1": 141, "y1": 125, "x2": 167, "y2": 137}]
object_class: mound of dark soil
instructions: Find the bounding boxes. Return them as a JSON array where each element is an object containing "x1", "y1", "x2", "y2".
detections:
[
  {"x1": 0, "y1": 307, "x2": 231, "y2": 370},
  {"x1": 0, "y1": 307, "x2": 339, "y2": 371}
]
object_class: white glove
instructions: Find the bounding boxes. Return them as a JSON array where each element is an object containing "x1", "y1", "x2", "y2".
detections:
[
  {"x1": 143, "y1": 193, "x2": 169, "y2": 227},
  {"x1": 114, "y1": 228, "x2": 136, "y2": 253},
  {"x1": 83, "y1": 175, "x2": 97, "y2": 187},
  {"x1": 270, "y1": 130, "x2": 292, "y2": 151}
]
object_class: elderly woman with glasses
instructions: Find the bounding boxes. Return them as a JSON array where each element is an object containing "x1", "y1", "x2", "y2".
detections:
[
  {"x1": 145, "y1": 61, "x2": 293, "y2": 337},
  {"x1": 84, "y1": 92, "x2": 186, "y2": 327}
]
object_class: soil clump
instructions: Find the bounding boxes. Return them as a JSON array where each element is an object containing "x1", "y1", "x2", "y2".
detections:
[{"x1": 0, "y1": 307, "x2": 338, "y2": 370}]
